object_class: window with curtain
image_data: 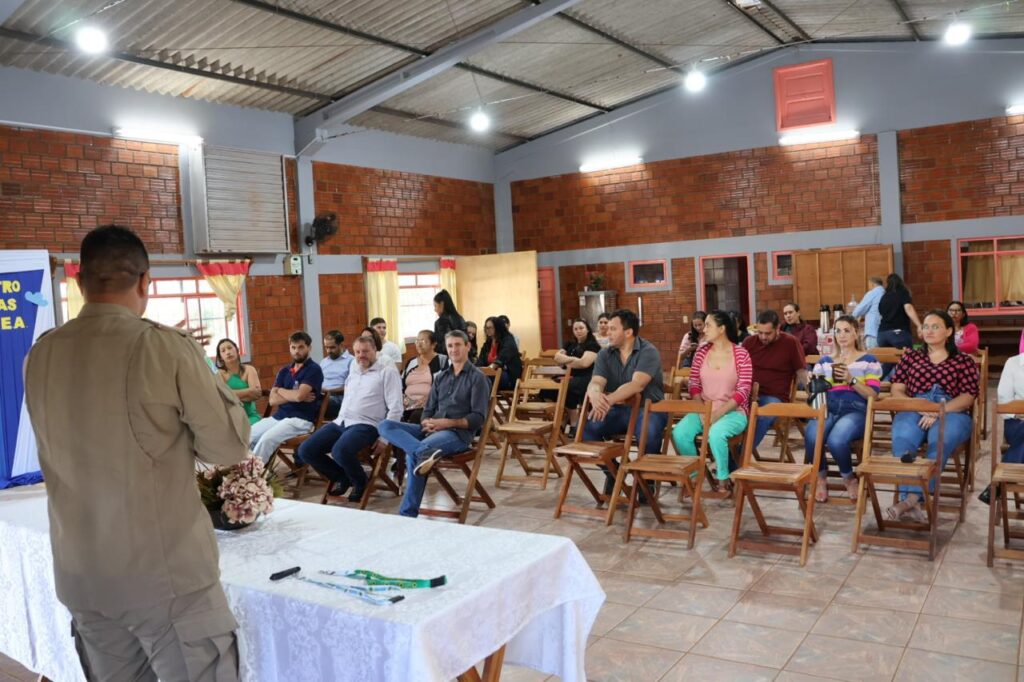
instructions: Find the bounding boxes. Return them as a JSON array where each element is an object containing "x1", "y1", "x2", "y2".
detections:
[
  {"x1": 397, "y1": 272, "x2": 440, "y2": 342},
  {"x1": 959, "y1": 237, "x2": 1024, "y2": 312},
  {"x1": 60, "y1": 276, "x2": 248, "y2": 356}
]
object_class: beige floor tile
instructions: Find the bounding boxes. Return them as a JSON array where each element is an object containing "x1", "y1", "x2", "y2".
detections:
[
  {"x1": 894, "y1": 649, "x2": 1018, "y2": 681},
  {"x1": 591, "y1": 602, "x2": 638, "y2": 636},
  {"x1": 648, "y1": 581, "x2": 744, "y2": 618},
  {"x1": 811, "y1": 603, "x2": 918, "y2": 646},
  {"x1": 690, "y1": 620, "x2": 805, "y2": 669},
  {"x1": 749, "y1": 565, "x2": 845, "y2": 600},
  {"x1": 908, "y1": 614, "x2": 1021, "y2": 664},
  {"x1": 604, "y1": 607, "x2": 717, "y2": 652},
  {"x1": 921, "y1": 585, "x2": 1024, "y2": 626},
  {"x1": 659, "y1": 653, "x2": 778, "y2": 682},
  {"x1": 785, "y1": 633, "x2": 903, "y2": 681},
  {"x1": 933, "y1": 561, "x2": 1024, "y2": 595},
  {"x1": 834, "y1": 575, "x2": 930, "y2": 612},
  {"x1": 498, "y1": 664, "x2": 552, "y2": 681},
  {"x1": 679, "y1": 551, "x2": 774, "y2": 590},
  {"x1": 724, "y1": 591, "x2": 829, "y2": 632},
  {"x1": 583, "y1": 637, "x2": 683, "y2": 682},
  {"x1": 608, "y1": 546, "x2": 700, "y2": 581},
  {"x1": 596, "y1": 572, "x2": 673, "y2": 606},
  {"x1": 775, "y1": 672, "x2": 843, "y2": 681},
  {"x1": 848, "y1": 553, "x2": 939, "y2": 584},
  {"x1": 775, "y1": 540, "x2": 860, "y2": 576}
]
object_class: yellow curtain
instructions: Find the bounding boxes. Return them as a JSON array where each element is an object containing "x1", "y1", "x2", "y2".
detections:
[
  {"x1": 366, "y1": 259, "x2": 400, "y2": 344},
  {"x1": 440, "y1": 257, "x2": 457, "y2": 304},
  {"x1": 196, "y1": 260, "x2": 251, "y2": 322},
  {"x1": 63, "y1": 260, "x2": 85, "y2": 320}
]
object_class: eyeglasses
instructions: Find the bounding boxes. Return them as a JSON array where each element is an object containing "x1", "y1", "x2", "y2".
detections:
[{"x1": 920, "y1": 324, "x2": 945, "y2": 332}]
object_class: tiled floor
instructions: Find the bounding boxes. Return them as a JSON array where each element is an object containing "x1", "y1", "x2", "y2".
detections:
[{"x1": 4, "y1": 413, "x2": 1024, "y2": 681}]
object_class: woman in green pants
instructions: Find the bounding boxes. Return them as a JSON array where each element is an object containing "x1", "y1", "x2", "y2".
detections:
[{"x1": 672, "y1": 311, "x2": 753, "y2": 490}]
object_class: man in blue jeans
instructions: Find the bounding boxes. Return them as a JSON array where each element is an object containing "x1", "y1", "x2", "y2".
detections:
[
  {"x1": 584, "y1": 309, "x2": 667, "y2": 496},
  {"x1": 742, "y1": 310, "x2": 808, "y2": 453},
  {"x1": 296, "y1": 335, "x2": 403, "y2": 502},
  {"x1": 379, "y1": 330, "x2": 490, "y2": 517}
]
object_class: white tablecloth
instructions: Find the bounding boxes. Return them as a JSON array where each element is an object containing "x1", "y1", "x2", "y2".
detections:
[{"x1": 0, "y1": 487, "x2": 604, "y2": 681}]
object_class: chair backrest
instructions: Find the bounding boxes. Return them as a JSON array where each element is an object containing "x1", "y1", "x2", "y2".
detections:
[
  {"x1": 526, "y1": 356, "x2": 559, "y2": 367},
  {"x1": 512, "y1": 376, "x2": 569, "y2": 426},
  {"x1": 741, "y1": 400, "x2": 827, "y2": 468},
  {"x1": 312, "y1": 387, "x2": 344, "y2": 428},
  {"x1": 805, "y1": 354, "x2": 822, "y2": 366},
  {"x1": 992, "y1": 399, "x2": 1024, "y2": 471},
  {"x1": 871, "y1": 346, "x2": 905, "y2": 365},
  {"x1": 572, "y1": 392, "x2": 642, "y2": 445},
  {"x1": 638, "y1": 398, "x2": 711, "y2": 457},
  {"x1": 539, "y1": 348, "x2": 559, "y2": 358},
  {"x1": 478, "y1": 366, "x2": 503, "y2": 402},
  {"x1": 667, "y1": 367, "x2": 691, "y2": 400}
]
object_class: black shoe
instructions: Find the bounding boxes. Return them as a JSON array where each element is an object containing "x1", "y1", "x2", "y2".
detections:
[
  {"x1": 328, "y1": 480, "x2": 351, "y2": 497},
  {"x1": 900, "y1": 452, "x2": 917, "y2": 464},
  {"x1": 348, "y1": 486, "x2": 366, "y2": 503},
  {"x1": 414, "y1": 448, "x2": 444, "y2": 476},
  {"x1": 602, "y1": 476, "x2": 615, "y2": 497},
  {"x1": 978, "y1": 485, "x2": 991, "y2": 506}
]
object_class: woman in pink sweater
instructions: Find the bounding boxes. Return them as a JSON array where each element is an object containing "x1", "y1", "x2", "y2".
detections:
[
  {"x1": 946, "y1": 301, "x2": 979, "y2": 354},
  {"x1": 672, "y1": 310, "x2": 753, "y2": 489}
]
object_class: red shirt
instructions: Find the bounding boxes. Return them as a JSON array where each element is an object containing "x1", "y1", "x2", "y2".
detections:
[{"x1": 741, "y1": 332, "x2": 805, "y2": 401}]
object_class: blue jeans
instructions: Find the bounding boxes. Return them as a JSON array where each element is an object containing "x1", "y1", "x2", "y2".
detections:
[
  {"x1": 1004, "y1": 418, "x2": 1024, "y2": 464},
  {"x1": 377, "y1": 420, "x2": 469, "y2": 517},
  {"x1": 753, "y1": 395, "x2": 783, "y2": 448},
  {"x1": 296, "y1": 422, "x2": 379, "y2": 489},
  {"x1": 877, "y1": 329, "x2": 913, "y2": 378},
  {"x1": 804, "y1": 393, "x2": 867, "y2": 476},
  {"x1": 891, "y1": 384, "x2": 973, "y2": 498}
]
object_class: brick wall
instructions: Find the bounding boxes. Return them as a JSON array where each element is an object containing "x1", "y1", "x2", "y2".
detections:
[
  {"x1": 902, "y1": 239, "x2": 953, "y2": 314},
  {"x1": 0, "y1": 124, "x2": 182, "y2": 253},
  {"x1": 753, "y1": 252, "x2": 795, "y2": 314},
  {"x1": 319, "y1": 273, "x2": 367, "y2": 340},
  {"x1": 900, "y1": 115, "x2": 1024, "y2": 224},
  {"x1": 513, "y1": 137, "x2": 879, "y2": 253},
  {"x1": 246, "y1": 275, "x2": 305, "y2": 388},
  {"x1": 312, "y1": 162, "x2": 495, "y2": 256}
]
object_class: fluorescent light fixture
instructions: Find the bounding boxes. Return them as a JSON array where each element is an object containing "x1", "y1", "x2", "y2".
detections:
[
  {"x1": 113, "y1": 128, "x2": 203, "y2": 145},
  {"x1": 468, "y1": 109, "x2": 490, "y2": 133},
  {"x1": 683, "y1": 69, "x2": 707, "y2": 93},
  {"x1": 579, "y1": 153, "x2": 643, "y2": 173},
  {"x1": 943, "y1": 21, "x2": 971, "y2": 46},
  {"x1": 779, "y1": 128, "x2": 860, "y2": 146},
  {"x1": 74, "y1": 26, "x2": 108, "y2": 54},
  {"x1": 1007, "y1": 104, "x2": 1024, "y2": 115}
]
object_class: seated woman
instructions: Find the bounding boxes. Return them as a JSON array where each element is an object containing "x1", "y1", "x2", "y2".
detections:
[
  {"x1": 595, "y1": 312, "x2": 612, "y2": 348},
  {"x1": 672, "y1": 311, "x2": 752, "y2": 491},
  {"x1": 214, "y1": 338, "x2": 261, "y2": 425},
  {"x1": 359, "y1": 326, "x2": 383, "y2": 351},
  {"x1": 804, "y1": 316, "x2": 882, "y2": 502},
  {"x1": 552, "y1": 318, "x2": 601, "y2": 425},
  {"x1": 885, "y1": 310, "x2": 979, "y2": 522},
  {"x1": 401, "y1": 330, "x2": 448, "y2": 424},
  {"x1": 678, "y1": 310, "x2": 707, "y2": 368},
  {"x1": 476, "y1": 316, "x2": 522, "y2": 390},
  {"x1": 466, "y1": 321, "x2": 479, "y2": 363},
  {"x1": 947, "y1": 300, "x2": 979, "y2": 354},
  {"x1": 979, "y1": 349, "x2": 1024, "y2": 504}
]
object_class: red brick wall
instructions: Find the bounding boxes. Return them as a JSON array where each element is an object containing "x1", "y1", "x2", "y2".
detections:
[
  {"x1": 902, "y1": 240, "x2": 953, "y2": 314},
  {"x1": 0, "y1": 124, "x2": 182, "y2": 253},
  {"x1": 319, "y1": 273, "x2": 367, "y2": 340},
  {"x1": 246, "y1": 275, "x2": 305, "y2": 387},
  {"x1": 754, "y1": 252, "x2": 795, "y2": 313},
  {"x1": 513, "y1": 137, "x2": 879, "y2": 252},
  {"x1": 900, "y1": 115, "x2": 1024, "y2": 224},
  {"x1": 312, "y1": 162, "x2": 495, "y2": 256}
]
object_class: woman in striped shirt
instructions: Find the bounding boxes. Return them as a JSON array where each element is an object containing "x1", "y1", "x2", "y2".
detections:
[
  {"x1": 805, "y1": 316, "x2": 882, "y2": 502},
  {"x1": 672, "y1": 310, "x2": 753, "y2": 490}
]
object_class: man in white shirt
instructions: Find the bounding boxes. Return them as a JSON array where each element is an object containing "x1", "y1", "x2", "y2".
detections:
[
  {"x1": 371, "y1": 317, "x2": 405, "y2": 369},
  {"x1": 320, "y1": 330, "x2": 352, "y2": 420},
  {"x1": 296, "y1": 335, "x2": 403, "y2": 502}
]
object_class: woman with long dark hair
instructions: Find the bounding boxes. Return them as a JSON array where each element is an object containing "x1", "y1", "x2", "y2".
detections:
[
  {"x1": 946, "y1": 300, "x2": 979, "y2": 354},
  {"x1": 432, "y1": 289, "x2": 466, "y2": 355},
  {"x1": 214, "y1": 338, "x2": 262, "y2": 425},
  {"x1": 553, "y1": 318, "x2": 602, "y2": 424},
  {"x1": 885, "y1": 310, "x2": 979, "y2": 522},
  {"x1": 476, "y1": 315, "x2": 522, "y2": 390},
  {"x1": 678, "y1": 310, "x2": 707, "y2": 368},
  {"x1": 465, "y1": 320, "x2": 479, "y2": 362}
]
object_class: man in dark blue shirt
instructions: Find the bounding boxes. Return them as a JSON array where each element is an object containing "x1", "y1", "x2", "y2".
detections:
[
  {"x1": 249, "y1": 331, "x2": 323, "y2": 462},
  {"x1": 379, "y1": 330, "x2": 490, "y2": 517}
]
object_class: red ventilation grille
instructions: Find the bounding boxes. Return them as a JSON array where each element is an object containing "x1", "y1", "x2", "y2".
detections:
[{"x1": 774, "y1": 59, "x2": 836, "y2": 131}]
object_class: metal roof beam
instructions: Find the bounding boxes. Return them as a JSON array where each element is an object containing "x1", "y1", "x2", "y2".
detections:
[
  {"x1": 886, "y1": 0, "x2": 923, "y2": 40},
  {"x1": 720, "y1": 0, "x2": 787, "y2": 44},
  {"x1": 758, "y1": 0, "x2": 812, "y2": 41},
  {"x1": 372, "y1": 105, "x2": 528, "y2": 143}
]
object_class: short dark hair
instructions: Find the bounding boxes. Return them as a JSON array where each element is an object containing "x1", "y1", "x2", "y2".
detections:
[
  {"x1": 597, "y1": 313, "x2": 611, "y2": 321},
  {"x1": 323, "y1": 330, "x2": 344, "y2": 344},
  {"x1": 289, "y1": 331, "x2": 312, "y2": 346},
  {"x1": 756, "y1": 310, "x2": 780, "y2": 327},
  {"x1": 360, "y1": 326, "x2": 383, "y2": 351},
  {"x1": 784, "y1": 301, "x2": 800, "y2": 312},
  {"x1": 445, "y1": 330, "x2": 469, "y2": 344},
  {"x1": 611, "y1": 309, "x2": 640, "y2": 335},
  {"x1": 78, "y1": 224, "x2": 149, "y2": 294},
  {"x1": 369, "y1": 317, "x2": 386, "y2": 327},
  {"x1": 418, "y1": 329, "x2": 436, "y2": 343}
]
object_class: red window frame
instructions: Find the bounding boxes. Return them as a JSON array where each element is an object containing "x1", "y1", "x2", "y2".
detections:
[
  {"x1": 771, "y1": 251, "x2": 794, "y2": 283},
  {"x1": 396, "y1": 271, "x2": 441, "y2": 342},
  {"x1": 698, "y1": 253, "x2": 754, "y2": 319},
  {"x1": 956, "y1": 236, "x2": 1024, "y2": 315},
  {"x1": 627, "y1": 259, "x2": 669, "y2": 290}
]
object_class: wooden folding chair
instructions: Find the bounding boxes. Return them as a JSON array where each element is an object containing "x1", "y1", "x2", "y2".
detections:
[
  {"x1": 494, "y1": 375, "x2": 568, "y2": 489},
  {"x1": 417, "y1": 368, "x2": 502, "y2": 523},
  {"x1": 852, "y1": 397, "x2": 945, "y2": 560},
  {"x1": 728, "y1": 401, "x2": 827, "y2": 566},
  {"x1": 753, "y1": 378, "x2": 798, "y2": 463},
  {"x1": 976, "y1": 348, "x2": 989, "y2": 441},
  {"x1": 935, "y1": 397, "x2": 978, "y2": 521},
  {"x1": 553, "y1": 394, "x2": 641, "y2": 522},
  {"x1": 987, "y1": 400, "x2": 1024, "y2": 566},
  {"x1": 319, "y1": 443, "x2": 404, "y2": 508},
  {"x1": 267, "y1": 387, "x2": 343, "y2": 497},
  {"x1": 615, "y1": 399, "x2": 712, "y2": 548}
]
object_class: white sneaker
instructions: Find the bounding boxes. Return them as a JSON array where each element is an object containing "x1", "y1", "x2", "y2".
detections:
[{"x1": 414, "y1": 448, "x2": 444, "y2": 476}]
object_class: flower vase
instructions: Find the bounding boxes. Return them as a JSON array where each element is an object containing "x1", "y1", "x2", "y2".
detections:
[{"x1": 208, "y1": 507, "x2": 257, "y2": 531}]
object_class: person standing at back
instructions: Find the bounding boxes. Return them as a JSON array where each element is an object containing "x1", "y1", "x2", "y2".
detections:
[
  {"x1": 25, "y1": 225, "x2": 251, "y2": 682},
  {"x1": 876, "y1": 273, "x2": 922, "y2": 376},
  {"x1": 433, "y1": 289, "x2": 466, "y2": 355},
  {"x1": 852, "y1": 276, "x2": 885, "y2": 349}
]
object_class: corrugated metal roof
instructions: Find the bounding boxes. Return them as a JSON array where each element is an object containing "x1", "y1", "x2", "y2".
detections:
[
  {"x1": 770, "y1": 0, "x2": 914, "y2": 40},
  {"x1": 904, "y1": 0, "x2": 1024, "y2": 38}
]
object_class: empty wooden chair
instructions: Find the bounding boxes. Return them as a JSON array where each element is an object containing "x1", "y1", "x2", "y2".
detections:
[
  {"x1": 616, "y1": 399, "x2": 712, "y2": 548},
  {"x1": 728, "y1": 400, "x2": 827, "y2": 566},
  {"x1": 493, "y1": 374, "x2": 569, "y2": 489},
  {"x1": 987, "y1": 399, "x2": 1024, "y2": 566}
]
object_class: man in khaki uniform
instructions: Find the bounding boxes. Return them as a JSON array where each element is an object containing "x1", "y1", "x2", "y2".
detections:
[{"x1": 25, "y1": 225, "x2": 250, "y2": 682}]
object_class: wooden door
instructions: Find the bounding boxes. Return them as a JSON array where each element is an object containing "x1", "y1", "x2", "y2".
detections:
[
  {"x1": 792, "y1": 244, "x2": 894, "y2": 316},
  {"x1": 537, "y1": 267, "x2": 558, "y2": 350}
]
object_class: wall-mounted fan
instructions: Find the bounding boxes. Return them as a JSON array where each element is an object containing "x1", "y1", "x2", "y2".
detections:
[{"x1": 304, "y1": 212, "x2": 338, "y2": 247}]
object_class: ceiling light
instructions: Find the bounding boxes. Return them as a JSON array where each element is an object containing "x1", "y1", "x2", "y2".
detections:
[
  {"x1": 579, "y1": 153, "x2": 643, "y2": 173},
  {"x1": 779, "y1": 128, "x2": 860, "y2": 146},
  {"x1": 1007, "y1": 104, "x2": 1024, "y2": 115},
  {"x1": 468, "y1": 110, "x2": 490, "y2": 133},
  {"x1": 683, "y1": 68, "x2": 707, "y2": 93},
  {"x1": 943, "y1": 22, "x2": 971, "y2": 46},
  {"x1": 113, "y1": 128, "x2": 203, "y2": 145},
  {"x1": 74, "y1": 26, "x2": 108, "y2": 54}
]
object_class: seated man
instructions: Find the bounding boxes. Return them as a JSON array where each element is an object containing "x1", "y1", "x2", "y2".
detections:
[
  {"x1": 370, "y1": 317, "x2": 405, "y2": 369},
  {"x1": 742, "y1": 310, "x2": 807, "y2": 450},
  {"x1": 320, "y1": 329, "x2": 353, "y2": 420},
  {"x1": 584, "y1": 309, "x2": 667, "y2": 494},
  {"x1": 781, "y1": 302, "x2": 819, "y2": 357},
  {"x1": 249, "y1": 331, "x2": 323, "y2": 463},
  {"x1": 379, "y1": 330, "x2": 489, "y2": 518},
  {"x1": 296, "y1": 335, "x2": 403, "y2": 501}
]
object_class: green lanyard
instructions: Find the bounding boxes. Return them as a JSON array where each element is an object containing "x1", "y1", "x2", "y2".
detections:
[{"x1": 322, "y1": 569, "x2": 447, "y2": 589}]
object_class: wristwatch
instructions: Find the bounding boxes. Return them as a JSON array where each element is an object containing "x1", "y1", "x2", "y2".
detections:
[{"x1": 848, "y1": 376, "x2": 858, "y2": 387}]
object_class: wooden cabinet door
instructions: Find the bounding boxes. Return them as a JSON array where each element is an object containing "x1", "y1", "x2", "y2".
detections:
[{"x1": 792, "y1": 244, "x2": 893, "y2": 317}]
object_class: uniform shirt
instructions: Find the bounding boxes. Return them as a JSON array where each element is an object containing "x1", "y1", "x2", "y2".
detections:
[
  {"x1": 320, "y1": 350, "x2": 353, "y2": 390},
  {"x1": 335, "y1": 359, "x2": 403, "y2": 430},
  {"x1": 272, "y1": 359, "x2": 323, "y2": 422},
  {"x1": 25, "y1": 303, "x2": 250, "y2": 611},
  {"x1": 423, "y1": 361, "x2": 491, "y2": 445},
  {"x1": 742, "y1": 332, "x2": 805, "y2": 402},
  {"x1": 890, "y1": 349, "x2": 980, "y2": 398},
  {"x1": 593, "y1": 337, "x2": 665, "y2": 404}
]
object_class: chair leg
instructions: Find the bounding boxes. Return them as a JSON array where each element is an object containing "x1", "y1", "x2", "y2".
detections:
[
  {"x1": 605, "y1": 458, "x2": 629, "y2": 526},
  {"x1": 1002, "y1": 485, "x2": 1012, "y2": 549},
  {"x1": 797, "y1": 482, "x2": 817, "y2": 566},
  {"x1": 623, "y1": 475, "x2": 641, "y2": 543},
  {"x1": 553, "y1": 458, "x2": 574, "y2": 519},
  {"x1": 987, "y1": 481, "x2": 998, "y2": 567},
  {"x1": 687, "y1": 474, "x2": 703, "y2": 549},
  {"x1": 852, "y1": 474, "x2": 868, "y2": 553},
  {"x1": 494, "y1": 436, "x2": 512, "y2": 488},
  {"x1": 728, "y1": 482, "x2": 745, "y2": 558},
  {"x1": 459, "y1": 454, "x2": 486, "y2": 524}
]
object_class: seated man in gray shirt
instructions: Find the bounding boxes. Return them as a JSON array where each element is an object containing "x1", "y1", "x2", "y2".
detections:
[
  {"x1": 378, "y1": 330, "x2": 490, "y2": 518},
  {"x1": 584, "y1": 309, "x2": 667, "y2": 494}
]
